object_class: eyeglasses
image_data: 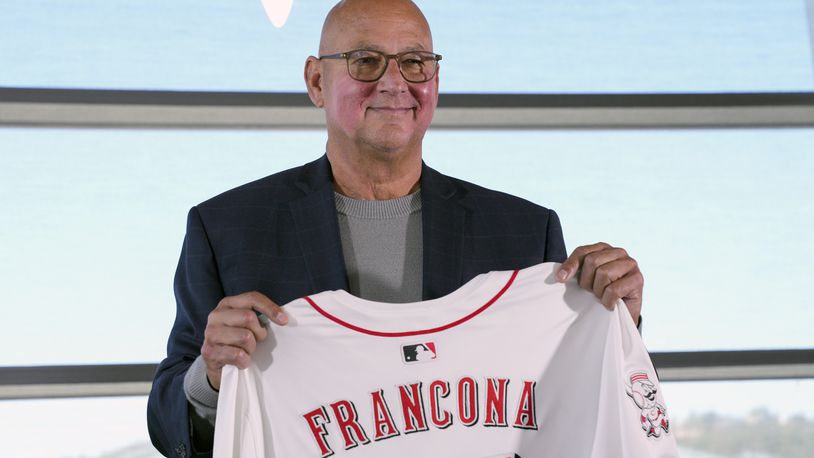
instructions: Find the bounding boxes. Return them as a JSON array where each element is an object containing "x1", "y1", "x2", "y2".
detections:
[{"x1": 319, "y1": 49, "x2": 442, "y2": 83}]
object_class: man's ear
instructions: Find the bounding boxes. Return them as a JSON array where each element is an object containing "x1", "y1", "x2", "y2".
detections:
[
  {"x1": 304, "y1": 56, "x2": 325, "y2": 108},
  {"x1": 432, "y1": 64, "x2": 440, "y2": 105}
]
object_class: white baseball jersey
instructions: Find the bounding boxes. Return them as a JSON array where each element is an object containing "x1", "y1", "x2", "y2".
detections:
[{"x1": 213, "y1": 262, "x2": 679, "y2": 458}]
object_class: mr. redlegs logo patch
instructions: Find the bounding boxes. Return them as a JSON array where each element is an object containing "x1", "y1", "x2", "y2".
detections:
[
  {"x1": 402, "y1": 342, "x2": 437, "y2": 363},
  {"x1": 626, "y1": 371, "x2": 670, "y2": 438}
]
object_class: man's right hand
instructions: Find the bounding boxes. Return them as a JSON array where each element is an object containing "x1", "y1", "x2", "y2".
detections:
[{"x1": 200, "y1": 291, "x2": 288, "y2": 390}]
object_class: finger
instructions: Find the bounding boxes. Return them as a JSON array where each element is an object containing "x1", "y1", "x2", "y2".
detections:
[
  {"x1": 206, "y1": 326, "x2": 259, "y2": 355},
  {"x1": 557, "y1": 242, "x2": 611, "y2": 282},
  {"x1": 220, "y1": 291, "x2": 288, "y2": 326},
  {"x1": 599, "y1": 271, "x2": 644, "y2": 318},
  {"x1": 201, "y1": 341, "x2": 252, "y2": 370},
  {"x1": 591, "y1": 257, "x2": 637, "y2": 301},
  {"x1": 210, "y1": 308, "x2": 269, "y2": 342},
  {"x1": 577, "y1": 247, "x2": 628, "y2": 290},
  {"x1": 598, "y1": 273, "x2": 629, "y2": 309}
]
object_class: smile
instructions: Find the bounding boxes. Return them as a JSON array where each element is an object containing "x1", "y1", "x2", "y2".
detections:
[{"x1": 368, "y1": 107, "x2": 415, "y2": 114}]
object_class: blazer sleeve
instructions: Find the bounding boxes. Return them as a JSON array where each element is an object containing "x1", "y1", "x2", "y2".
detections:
[
  {"x1": 544, "y1": 209, "x2": 568, "y2": 263},
  {"x1": 148, "y1": 206, "x2": 226, "y2": 458}
]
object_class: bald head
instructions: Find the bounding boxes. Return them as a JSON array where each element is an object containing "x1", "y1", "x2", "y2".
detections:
[
  {"x1": 319, "y1": 0, "x2": 433, "y2": 54},
  {"x1": 303, "y1": 0, "x2": 440, "y2": 169}
]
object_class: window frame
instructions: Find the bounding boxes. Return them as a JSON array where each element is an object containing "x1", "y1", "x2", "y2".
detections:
[{"x1": 1, "y1": 88, "x2": 813, "y2": 129}]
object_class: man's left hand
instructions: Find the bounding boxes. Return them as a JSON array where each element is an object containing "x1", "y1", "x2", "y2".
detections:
[{"x1": 556, "y1": 242, "x2": 643, "y2": 325}]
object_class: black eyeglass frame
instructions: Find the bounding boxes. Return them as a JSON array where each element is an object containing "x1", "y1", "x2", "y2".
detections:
[{"x1": 318, "y1": 49, "x2": 442, "y2": 83}]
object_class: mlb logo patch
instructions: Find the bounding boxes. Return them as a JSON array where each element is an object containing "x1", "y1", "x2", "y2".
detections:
[{"x1": 402, "y1": 342, "x2": 437, "y2": 364}]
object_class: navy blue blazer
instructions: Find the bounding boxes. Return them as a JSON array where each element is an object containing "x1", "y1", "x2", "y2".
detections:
[{"x1": 147, "y1": 155, "x2": 566, "y2": 457}]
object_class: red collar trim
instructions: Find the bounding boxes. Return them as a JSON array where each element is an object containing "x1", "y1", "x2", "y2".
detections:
[{"x1": 303, "y1": 270, "x2": 519, "y2": 337}]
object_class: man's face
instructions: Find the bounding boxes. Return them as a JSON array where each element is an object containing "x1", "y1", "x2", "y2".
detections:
[{"x1": 316, "y1": 6, "x2": 439, "y2": 155}]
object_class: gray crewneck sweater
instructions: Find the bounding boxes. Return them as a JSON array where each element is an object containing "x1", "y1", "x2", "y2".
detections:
[
  {"x1": 334, "y1": 189, "x2": 423, "y2": 303},
  {"x1": 183, "y1": 190, "x2": 424, "y2": 441}
]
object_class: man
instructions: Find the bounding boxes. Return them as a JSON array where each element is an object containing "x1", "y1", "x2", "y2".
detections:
[{"x1": 147, "y1": 1, "x2": 644, "y2": 456}]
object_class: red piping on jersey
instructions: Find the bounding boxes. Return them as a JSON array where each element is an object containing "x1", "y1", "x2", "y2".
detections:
[{"x1": 303, "y1": 269, "x2": 519, "y2": 337}]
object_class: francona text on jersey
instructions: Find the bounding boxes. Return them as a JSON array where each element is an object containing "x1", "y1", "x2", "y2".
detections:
[{"x1": 303, "y1": 377, "x2": 536, "y2": 457}]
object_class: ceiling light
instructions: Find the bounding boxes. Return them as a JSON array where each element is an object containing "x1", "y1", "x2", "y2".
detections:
[{"x1": 261, "y1": 0, "x2": 293, "y2": 28}]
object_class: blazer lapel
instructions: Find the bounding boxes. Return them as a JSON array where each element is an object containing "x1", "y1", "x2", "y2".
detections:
[
  {"x1": 421, "y1": 163, "x2": 467, "y2": 300},
  {"x1": 288, "y1": 156, "x2": 467, "y2": 300},
  {"x1": 289, "y1": 155, "x2": 349, "y2": 295}
]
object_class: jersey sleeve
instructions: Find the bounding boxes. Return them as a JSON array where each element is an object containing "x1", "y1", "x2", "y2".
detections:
[
  {"x1": 591, "y1": 303, "x2": 680, "y2": 458},
  {"x1": 213, "y1": 364, "x2": 269, "y2": 458}
]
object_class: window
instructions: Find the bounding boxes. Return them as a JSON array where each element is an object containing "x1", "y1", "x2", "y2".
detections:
[
  {"x1": 2, "y1": 1, "x2": 812, "y2": 454},
  {"x1": 0, "y1": 396, "x2": 161, "y2": 458},
  {"x1": 2, "y1": 0, "x2": 811, "y2": 92},
  {"x1": 0, "y1": 127, "x2": 325, "y2": 365},
  {"x1": 1, "y1": 127, "x2": 811, "y2": 365},
  {"x1": 424, "y1": 128, "x2": 814, "y2": 351}
]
